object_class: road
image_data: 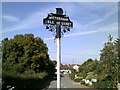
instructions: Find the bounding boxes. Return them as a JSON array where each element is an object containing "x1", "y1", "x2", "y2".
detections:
[{"x1": 48, "y1": 74, "x2": 88, "y2": 89}]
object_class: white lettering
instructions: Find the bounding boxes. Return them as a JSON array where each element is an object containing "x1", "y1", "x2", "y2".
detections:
[
  {"x1": 48, "y1": 16, "x2": 69, "y2": 21},
  {"x1": 56, "y1": 22, "x2": 60, "y2": 25}
]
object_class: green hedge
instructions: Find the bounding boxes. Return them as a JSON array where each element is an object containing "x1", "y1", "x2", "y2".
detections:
[
  {"x1": 2, "y1": 71, "x2": 51, "y2": 89},
  {"x1": 93, "y1": 80, "x2": 118, "y2": 89},
  {"x1": 69, "y1": 73, "x2": 75, "y2": 80}
]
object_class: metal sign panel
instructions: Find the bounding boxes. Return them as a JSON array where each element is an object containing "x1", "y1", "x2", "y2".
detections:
[{"x1": 43, "y1": 13, "x2": 73, "y2": 27}]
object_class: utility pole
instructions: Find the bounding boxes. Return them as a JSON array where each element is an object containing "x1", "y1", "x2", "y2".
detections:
[
  {"x1": 43, "y1": 8, "x2": 73, "y2": 89},
  {"x1": 73, "y1": 59, "x2": 74, "y2": 65}
]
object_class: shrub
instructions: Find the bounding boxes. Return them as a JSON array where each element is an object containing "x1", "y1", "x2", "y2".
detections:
[
  {"x1": 69, "y1": 72, "x2": 75, "y2": 80},
  {"x1": 93, "y1": 80, "x2": 118, "y2": 89},
  {"x1": 74, "y1": 78, "x2": 81, "y2": 82},
  {"x1": 2, "y1": 71, "x2": 49, "y2": 89},
  {"x1": 80, "y1": 81, "x2": 85, "y2": 84}
]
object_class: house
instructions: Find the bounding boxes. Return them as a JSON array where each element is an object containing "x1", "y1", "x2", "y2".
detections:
[
  {"x1": 55, "y1": 64, "x2": 80, "y2": 74},
  {"x1": 60, "y1": 65, "x2": 69, "y2": 74},
  {"x1": 73, "y1": 64, "x2": 80, "y2": 71},
  {"x1": 55, "y1": 64, "x2": 74, "y2": 74}
]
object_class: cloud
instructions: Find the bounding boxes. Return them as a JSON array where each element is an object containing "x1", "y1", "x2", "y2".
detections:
[
  {"x1": 3, "y1": 12, "x2": 45, "y2": 33},
  {"x1": 65, "y1": 30, "x2": 98, "y2": 37},
  {"x1": 98, "y1": 22, "x2": 118, "y2": 32},
  {"x1": 68, "y1": 2, "x2": 117, "y2": 33},
  {"x1": 44, "y1": 37, "x2": 54, "y2": 41},
  {"x1": 2, "y1": 15, "x2": 20, "y2": 22},
  {"x1": 3, "y1": 2, "x2": 117, "y2": 33},
  {"x1": 2, "y1": 0, "x2": 119, "y2": 2},
  {"x1": 78, "y1": 3, "x2": 117, "y2": 28},
  {"x1": 2, "y1": 7, "x2": 55, "y2": 33},
  {"x1": 44, "y1": 22, "x2": 118, "y2": 41},
  {"x1": 3, "y1": 2, "x2": 117, "y2": 42},
  {"x1": 44, "y1": 30, "x2": 98, "y2": 41},
  {"x1": 85, "y1": 9, "x2": 117, "y2": 28}
]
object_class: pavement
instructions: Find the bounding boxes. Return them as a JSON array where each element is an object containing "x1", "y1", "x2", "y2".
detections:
[{"x1": 48, "y1": 74, "x2": 89, "y2": 89}]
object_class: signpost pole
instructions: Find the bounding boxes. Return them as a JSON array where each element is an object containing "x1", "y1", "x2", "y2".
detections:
[
  {"x1": 43, "y1": 8, "x2": 73, "y2": 89},
  {"x1": 57, "y1": 37, "x2": 61, "y2": 89},
  {"x1": 56, "y1": 25, "x2": 61, "y2": 89}
]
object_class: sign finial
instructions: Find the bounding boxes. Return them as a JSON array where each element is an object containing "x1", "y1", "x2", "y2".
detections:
[{"x1": 56, "y1": 8, "x2": 63, "y2": 15}]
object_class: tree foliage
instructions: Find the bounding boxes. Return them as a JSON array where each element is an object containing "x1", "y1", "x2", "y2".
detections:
[
  {"x1": 2, "y1": 34, "x2": 55, "y2": 73},
  {"x1": 78, "y1": 59, "x2": 98, "y2": 78},
  {"x1": 2, "y1": 34, "x2": 55, "y2": 88},
  {"x1": 96, "y1": 35, "x2": 119, "y2": 88},
  {"x1": 78, "y1": 35, "x2": 119, "y2": 88}
]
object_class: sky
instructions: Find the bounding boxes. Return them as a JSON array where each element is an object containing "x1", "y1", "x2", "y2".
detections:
[{"x1": 1, "y1": 1, "x2": 118, "y2": 65}]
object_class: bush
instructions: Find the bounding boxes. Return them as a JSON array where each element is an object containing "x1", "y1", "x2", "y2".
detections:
[
  {"x1": 93, "y1": 80, "x2": 118, "y2": 89},
  {"x1": 69, "y1": 73, "x2": 75, "y2": 80},
  {"x1": 80, "y1": 81, "x2": 85, "y2": 84},
  {"x1": 74, "y1": 78, "x2": 81, "y2": 82},
  {"x1": 2, "y1": 71, "x2": 49, "y2": 89},
  {"x1": 2, "y1": 34, "x2": 56, "y2": 89},
  {"x1": 81, "y1": 72, "x2": 87, "y2": 78}
]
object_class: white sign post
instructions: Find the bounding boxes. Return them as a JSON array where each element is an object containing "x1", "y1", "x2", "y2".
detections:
[
  {"x1": 57, "y1": 37, "x2": 61, "y2": 89},
  {"x1": 43, "y1": 8, "x2": 73, "y2": 89}
]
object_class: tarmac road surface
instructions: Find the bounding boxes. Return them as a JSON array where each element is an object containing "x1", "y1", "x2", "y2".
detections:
[{"x1": 48, "y1": 74, "x2": 89, "y2": 89}]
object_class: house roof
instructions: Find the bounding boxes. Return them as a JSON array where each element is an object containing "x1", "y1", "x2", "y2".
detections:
[
  {"x1": 61, "y1": 64, "x2": 74, "y2": 70},
  {"x1": 55, "y1": 64, "x2": 80, "y2": 70}
]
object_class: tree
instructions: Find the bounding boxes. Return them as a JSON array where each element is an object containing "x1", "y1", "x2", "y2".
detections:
[
  {"x1": 94, "y1": 35, "x2": 119, "y2": 88},
  {"x1": 2, "y1": 34, "x2": 55, "y2": 74},
  {"x1": 52, "y1": 60, "x2": 57, "y2": 65},
  {"x1": 78, "y1": 58, "x2": 98, "y2": 78},
  {"x1": 2, "y1": 34, "x2": 56, "y2": 89},
  {"x1": 77, "y1": 35, "x2": 119, "y2": 88}
]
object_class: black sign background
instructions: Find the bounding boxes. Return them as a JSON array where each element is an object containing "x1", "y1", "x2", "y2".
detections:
[{"x1": 43, "y1": 13, "x2": 73, "y2": 27}]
